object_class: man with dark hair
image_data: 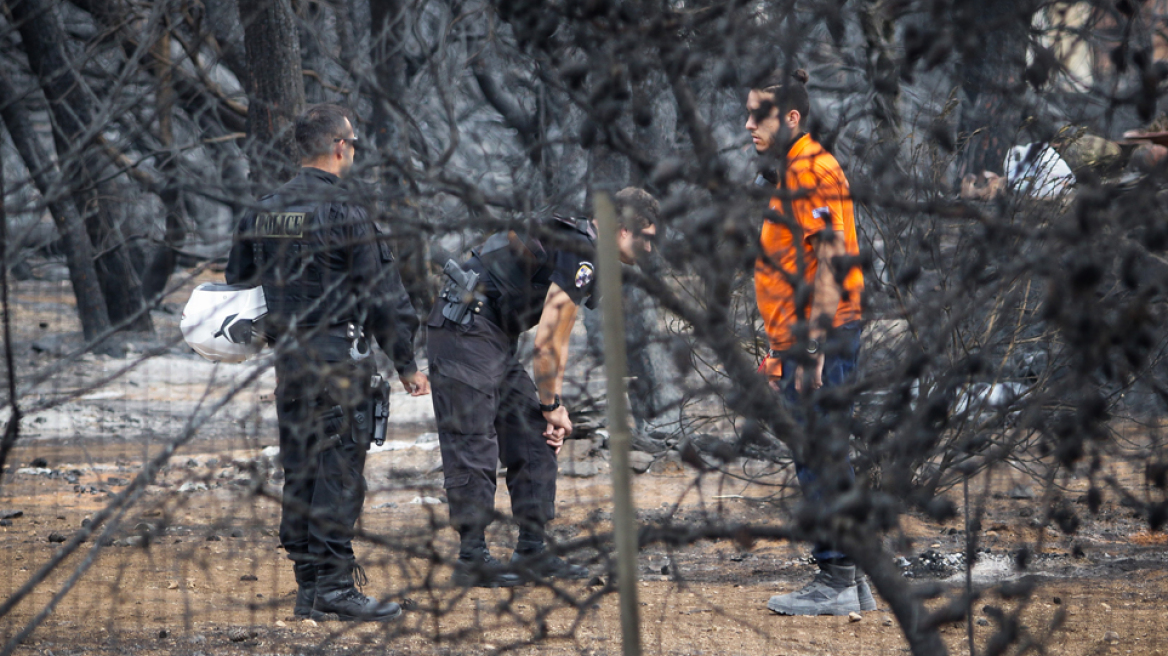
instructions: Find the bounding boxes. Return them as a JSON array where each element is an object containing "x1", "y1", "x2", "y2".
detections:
[
  {"x1": 427, "y1": 188, "x2": 658, "y2": 587},
  {"x1": 745, "y1": 71, "x2": 871, "y2": 616},
  {"x1": 226, "y1": 103, "x2": 429, "y2": 621}
]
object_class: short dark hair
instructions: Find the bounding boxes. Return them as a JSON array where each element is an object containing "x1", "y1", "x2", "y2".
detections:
[
  {"x1": 295, "y1": 104, "x2": 352, "y2": 160},
  {"x1": 612, "y1": 187, "x2": 658, "y2": 231},
  {"x1": 752, "y1": 69, "x2": 810, "y2": 123}
]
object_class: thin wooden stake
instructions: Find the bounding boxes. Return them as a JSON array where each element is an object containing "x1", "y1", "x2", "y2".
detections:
[{"x1": 594, "y1": 191, "x2": 641, "y2": 656}]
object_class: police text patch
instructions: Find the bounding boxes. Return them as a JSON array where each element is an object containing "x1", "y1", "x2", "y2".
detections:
[
  {"x1": 574, "y1": 262, "x2": 594, "y2": 288},
  {"x1": 254, "y1": 212, "x2": 306, "y2": 238}
]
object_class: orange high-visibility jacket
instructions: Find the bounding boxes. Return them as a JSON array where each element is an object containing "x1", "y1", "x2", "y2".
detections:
[{"x1": 755, "y1": 133, "x2": 864, "y2": 374}]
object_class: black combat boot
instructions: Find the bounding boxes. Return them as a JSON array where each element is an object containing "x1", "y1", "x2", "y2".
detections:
[
  {"x1": 312, "y1": 560, "x2": 402, "y2": 622},
  {"x1": 510, "y1": 533, "x2": 588, "y2": 581},
  {"x1": 292, "y1": 561, "x2": 316, "y2": 618},
  {"x1": 452, "y1": 535, "x2": 522, "y2": 588}
]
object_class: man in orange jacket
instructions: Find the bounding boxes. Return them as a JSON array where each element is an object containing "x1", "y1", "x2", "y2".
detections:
[{"x1": 746, "y1": 69, "x2": 871, "y2": 616}]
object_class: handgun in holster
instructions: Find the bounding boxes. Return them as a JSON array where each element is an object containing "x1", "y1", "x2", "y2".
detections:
[
  {"x1": 369, "y1": 374, "x2": 391, "y2": 447},
  {"x1": 440, "y1": 259, "x2": 484, "y2": 325}
]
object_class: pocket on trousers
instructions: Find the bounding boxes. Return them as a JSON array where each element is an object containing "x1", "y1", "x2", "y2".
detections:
[
  {"x1": 431, "y1": 357, "x2": 499, "y2": 390},
  {"x1": 426, "y1": 302, "x2": 446, "y2": 328},
  {"x1": 443, "y1": 472, "x2": 470, "y2": 489}
]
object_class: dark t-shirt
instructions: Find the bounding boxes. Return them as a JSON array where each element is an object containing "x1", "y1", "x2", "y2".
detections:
[
  {"x1": 466, "y1": 218, "x2": 597, "y2": 334},
  {"x1": 548, "y1": 244, "x2": 597, "y2": 307}
]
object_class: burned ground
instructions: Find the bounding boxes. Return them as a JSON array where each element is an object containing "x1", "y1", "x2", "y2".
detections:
[{"x1": 0, "y1": 274, "x2": 1167, "y2": 656}]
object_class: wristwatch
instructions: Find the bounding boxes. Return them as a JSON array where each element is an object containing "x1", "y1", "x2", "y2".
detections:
[
  {"x1": 539, "y1": 394, "x2": 562, "y2": 413},
  {"x1": 806, "y1": 338, "x2": 821, "y2": 355}
]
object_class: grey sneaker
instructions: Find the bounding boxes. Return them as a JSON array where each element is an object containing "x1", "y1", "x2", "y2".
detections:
[
  {"x1": 856, "y1": 575, "x2": 876, "y2": 611},
  {"x1": 767, "y1": 563, "x2": 862, "y2": 616}
]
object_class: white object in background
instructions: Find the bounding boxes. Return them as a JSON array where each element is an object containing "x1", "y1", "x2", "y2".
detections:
[
  {"x1": 180, "y1": 283, "x2": 267, "y2": 363},
  {"x1": 952, "y1": 382, "x2": 1028, "y2": 415},
  {"x1": 1004, "y1": 143, "x2": 1076, "y2": 199},
  {"x1": 368, "y1": 440, "x2": 415, "y2": 453}
]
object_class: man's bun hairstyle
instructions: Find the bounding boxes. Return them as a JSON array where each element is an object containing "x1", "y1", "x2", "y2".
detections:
[{"x1": 753, "y1": 69, "x2": 810, "y2": 121}]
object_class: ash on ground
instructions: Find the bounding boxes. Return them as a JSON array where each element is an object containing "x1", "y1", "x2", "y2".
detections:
[{"x1": 898, "y1": 550, "x2": 967, "y2": 578}]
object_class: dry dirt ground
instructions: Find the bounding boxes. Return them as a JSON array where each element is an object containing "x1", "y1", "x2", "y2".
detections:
[{"x1": 0, "y1": 273, "x2": 1167, "y2": 656}]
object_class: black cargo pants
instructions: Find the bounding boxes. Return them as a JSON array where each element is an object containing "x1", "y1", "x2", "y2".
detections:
[
  {"x1": 425, "y1": 302, "x2": 557, "y2": 538},
  {"x1": 274, "y1": 338, "x2": 376, "y2": 567}
]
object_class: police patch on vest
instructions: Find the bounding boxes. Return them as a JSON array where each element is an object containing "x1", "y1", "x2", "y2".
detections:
[
  {"x1": 254, "y1": 212, "x2": 306, "y2": 238},
  {"x1": 575, "y1": 262, "x2": 594, "y2": 288}
]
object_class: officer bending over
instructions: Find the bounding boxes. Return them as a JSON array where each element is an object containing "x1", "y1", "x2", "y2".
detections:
[
  {"x1": 428, "y1": 188, "x2": 659, "y2": 587},
  {"x1": 226, "y1": 104, "x2": 429, "y2": 620}
]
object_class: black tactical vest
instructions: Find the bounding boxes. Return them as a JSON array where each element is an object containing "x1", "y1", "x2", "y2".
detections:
[{"x1": 248, "y1": 194, "x2": 341, "y2": 330}]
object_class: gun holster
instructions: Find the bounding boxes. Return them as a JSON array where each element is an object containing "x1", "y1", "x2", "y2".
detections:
[
  {"x1": 440, "y1": 259, "x2": 486, "y2": 325},
  {"x1": 316, "y1": 382, "x2": 380, "y2": 453},
  {"x1": 369, "y1": 375, "x2": 391, "y2": 447}
]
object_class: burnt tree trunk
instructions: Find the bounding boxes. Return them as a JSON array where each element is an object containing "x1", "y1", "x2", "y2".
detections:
[
  {"x1": 335, "y1": 0, "x2": 364, "y2": 85},
  {"x1": 142, "y1": 17, "x2": 187, "y2": 302},
  {"x1": 68, "y1": 0, "x2": 250, "y2": 238},
  {"x1": 370, "y1": 0, "x2": 431, "y2": 310},
  {"x1": 472, "y1": 60, "x2": 543, "y2": 171},
  {"x1": 202, "y1": 0, "x2": 249, "y2": 84},
  {"x1": 369, "y1": 0, "x2": 408, "y2": 155},
  {"x1": 859, "y1": 0, "x2": 903, "y2": 177},
  {"x1": 8, "y1": 0, "x2": 152, "y2": 332},
  {"x1": 68, "y1": 0, "x2": 248, "y2": 134},
  {"x1": 238, "y1": 0, "x2": 305, "y2": 184},
  {"x1": 956, "y1": 0, "x2": 1035, "y2": 176},
  {"x1": 295, "y1": 0, "x2": 328, "y2": 104},
  {"x1": 0, "y1": 70, "x2": 110, "y2": 341}
]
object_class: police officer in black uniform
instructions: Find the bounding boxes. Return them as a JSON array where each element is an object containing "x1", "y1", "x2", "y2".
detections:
[
  {"x1": 226, "y1": 104, "x2": 429, "y2": 620},
  {"x1": 427, "y1": 188, "x2": 659, "y2": 587}
]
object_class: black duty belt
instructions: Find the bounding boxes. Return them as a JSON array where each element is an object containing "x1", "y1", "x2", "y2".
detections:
[
  {"x1": 325, "y1": 322, "x2": 364, "y2": 340},
  {"x1": 437, "y1": 297, "x2": 501, "y2": 330},
  {"x1": 324, "y1": 322, "x2": 369, "y2": 360},
  {"x1": 475, "y1": 301, "x2": 502, "y2": 329}
]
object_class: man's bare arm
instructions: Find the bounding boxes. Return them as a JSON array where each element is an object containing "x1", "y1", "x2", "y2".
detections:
[
  {"x1": 532, "y1": 282, "x2": 579, "y2": 446},
  {"x1": 809, "y1": 231, "x2": 846, "y2": 340},
  {"x1": 796, "y1": 232, "x2": 846, "y2": 391}
]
